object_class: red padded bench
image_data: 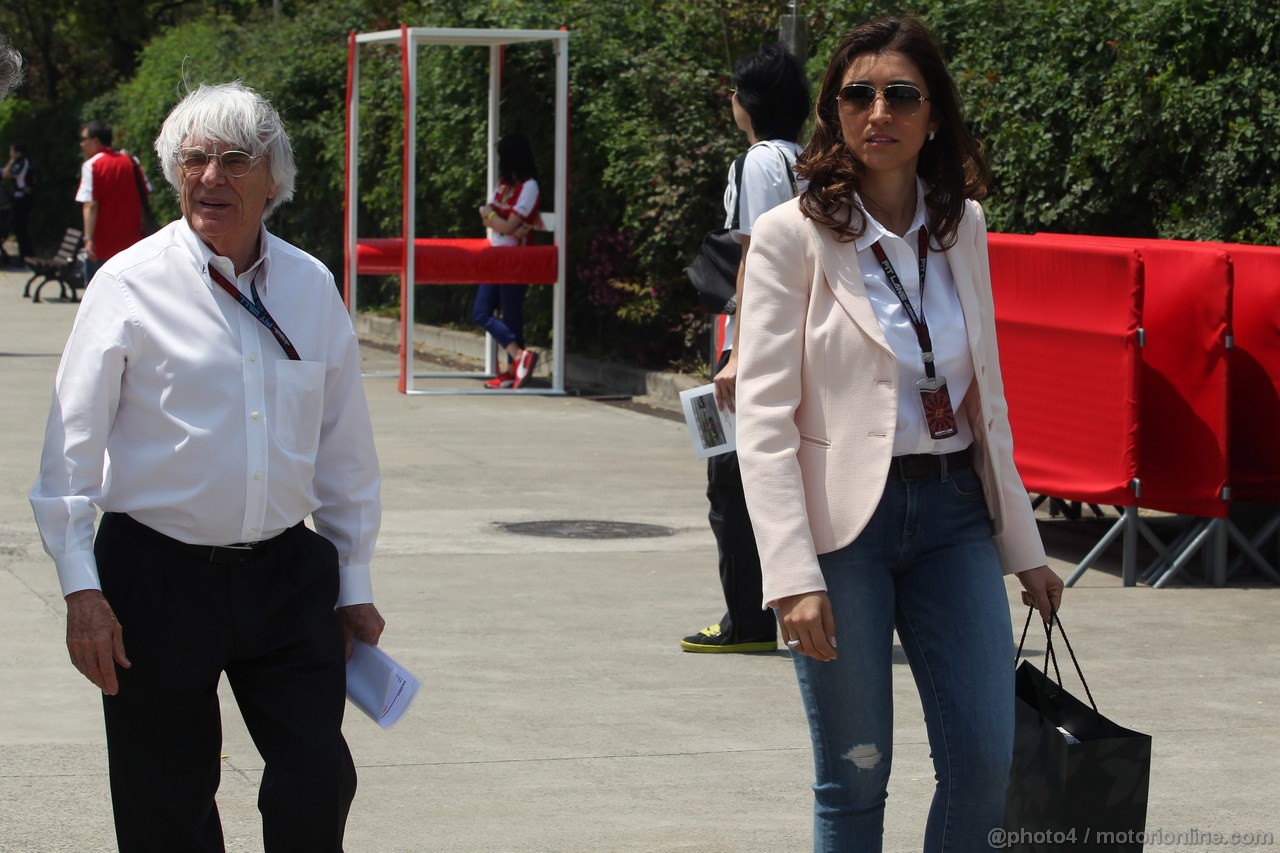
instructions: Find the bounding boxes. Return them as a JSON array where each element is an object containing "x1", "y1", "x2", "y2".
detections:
[{"x1": 355, "y1": 238, "x2": 557, "y2": 284}]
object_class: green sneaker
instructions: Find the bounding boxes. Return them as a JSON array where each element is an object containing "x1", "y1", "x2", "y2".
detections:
[{"x1": 680, "y1": 623, "x2": 777, "y2": 653}]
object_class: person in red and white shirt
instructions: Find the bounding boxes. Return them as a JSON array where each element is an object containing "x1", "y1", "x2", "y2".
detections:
[
  {"x1": 473, "y1": 133, "x2": 541, "y2": 389},
  {"x1": 75, "y1": 120, "x2": 147, "y2": 281}
]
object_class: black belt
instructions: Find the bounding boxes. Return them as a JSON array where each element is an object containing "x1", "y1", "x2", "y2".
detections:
[
  {"x1": 108, "y1": 512, "x2": 293, "y2": 565},
  {"x1": 890, "y1": 446, "x2": 973, "y2": 481}
]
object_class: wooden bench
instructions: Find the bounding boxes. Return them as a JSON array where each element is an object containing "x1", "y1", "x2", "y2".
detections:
[{"x1": 25, "y1": 227, "x2": 84, "y2": 303}]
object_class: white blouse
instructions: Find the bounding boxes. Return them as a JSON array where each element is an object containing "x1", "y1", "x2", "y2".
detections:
[{"x1": 853, "y1": 180, "x2": 976, "y2": 456}]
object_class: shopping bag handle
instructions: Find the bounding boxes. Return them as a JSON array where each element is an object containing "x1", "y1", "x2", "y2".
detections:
[{"x1": 1015, "y1": 607, "x2": 1098, "y2": 712}]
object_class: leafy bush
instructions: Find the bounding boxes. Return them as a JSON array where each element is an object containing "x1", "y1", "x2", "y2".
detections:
[{"x1": 9, "y1": 0, "x2": 1275, "y2": 370}]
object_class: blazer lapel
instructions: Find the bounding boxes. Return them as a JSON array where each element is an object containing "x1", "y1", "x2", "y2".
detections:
[
  {"x1": 949, "y1": 213, "x2": 985, "y2": 351},
  {"x1": 811, "y1": 220, "x2": 892, "y2": 355}
]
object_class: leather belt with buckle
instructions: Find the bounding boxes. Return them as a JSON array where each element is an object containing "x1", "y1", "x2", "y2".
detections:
[
  {"x1": 891, "y1": 447, "x2": 973, "y2": 481},
  {"x1": 108, "y1": 512, "x2": 292, "y2": 564}
]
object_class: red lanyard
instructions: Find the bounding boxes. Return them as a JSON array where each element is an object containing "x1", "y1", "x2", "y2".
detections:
[
  {"x1": 869, "y1": 227, "x2": 935, "y2": 379},
  {"x1": 207, "y1": 264, "x2": 301, "y2": 361}
]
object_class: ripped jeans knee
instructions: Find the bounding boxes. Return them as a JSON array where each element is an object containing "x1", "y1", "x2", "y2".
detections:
[{"x1": 843, "y1": 742, "x2": 884, "y2": 770}]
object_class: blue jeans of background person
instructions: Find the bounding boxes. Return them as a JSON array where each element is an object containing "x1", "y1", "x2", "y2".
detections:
[
  {"x1": 84, "y1": 256, "x2": 105, "y2": 285},
  {"x1": 471, "y1": 283, "x2": 528, "y2": 357},
  {"x1": 790, "y1": 461, "x2": 1014, "y2": 853}
]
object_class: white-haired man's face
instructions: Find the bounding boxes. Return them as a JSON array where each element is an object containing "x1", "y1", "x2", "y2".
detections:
[{"x1": 178, "y1": 137, "x2": 276, "y2": 267}]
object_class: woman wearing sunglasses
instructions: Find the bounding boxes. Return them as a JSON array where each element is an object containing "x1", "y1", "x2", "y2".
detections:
[{"x1": 735, "y1": 17, "x2": 1063, "y2": 851}]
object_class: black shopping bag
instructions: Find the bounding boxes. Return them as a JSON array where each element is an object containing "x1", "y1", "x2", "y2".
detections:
[{"x1": 1004, "y1": 610, "x2": 1151, "y2": 852}]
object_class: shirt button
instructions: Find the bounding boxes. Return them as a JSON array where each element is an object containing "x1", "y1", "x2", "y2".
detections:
[
  {"x1": 249, "y1": 353, "x2": 258, "y2": 362},
  {"x1": 253, "y1": 471, "x2": 262, "y2": 481},
  {"x1": 251, "y1": 411, "x2": 260, "y2": 420}
]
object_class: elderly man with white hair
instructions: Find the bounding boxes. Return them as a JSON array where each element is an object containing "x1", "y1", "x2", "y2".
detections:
[
  {"x1": 0, "y1": 34, "x2": 21, "y2": 100},
  {"x1": 31, "y1": 81, "x2": 384, "y2": 852}
]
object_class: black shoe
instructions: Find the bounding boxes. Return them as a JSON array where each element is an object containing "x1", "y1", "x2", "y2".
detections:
[{"x1": 680, "y1": 623, "x2": 777, "y2": 653}]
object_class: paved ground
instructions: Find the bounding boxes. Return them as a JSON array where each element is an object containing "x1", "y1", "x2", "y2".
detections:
[{"x1": 1, "y1": 267, "x2": 1276, "y2": 852}]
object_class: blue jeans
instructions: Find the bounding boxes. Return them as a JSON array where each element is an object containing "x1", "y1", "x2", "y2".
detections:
[
  {"x1": 790, "y1": 462, "x2": 1014, "y2": 852},
  {"x1": 84, "y1": 256, "x2": 105, "y2": 285},
  {"x1": 471, "y1": 283, "x2": 528, "y2": 354}
]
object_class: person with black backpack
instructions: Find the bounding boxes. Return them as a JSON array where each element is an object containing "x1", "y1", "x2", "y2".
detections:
[{"x1": 681, "y1": 43, "x2": 810, "y2": 654}]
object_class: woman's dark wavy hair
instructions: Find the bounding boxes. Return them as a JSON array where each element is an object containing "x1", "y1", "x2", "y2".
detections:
[
  {"x1": 497, "y1": 133, "x2": 537, "y2": 185},
  {"x1": 796, "y1": 17, "x2": 992, "y2": 248},
  {"x1": 734, "y1": 42, "x2": 810, "y2": 143}
]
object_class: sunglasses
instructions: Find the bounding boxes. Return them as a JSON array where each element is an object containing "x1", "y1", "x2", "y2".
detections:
[
  {"x1": 837, "y1": 84, "x2": 930, "y2": 116},
  {"x1": 177, "y1": 148, "x2": 262, "y2": 178}
]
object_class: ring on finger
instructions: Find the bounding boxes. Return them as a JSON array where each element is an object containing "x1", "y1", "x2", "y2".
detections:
[{"x1": 785, "y1": 639, "x2": 802, "y2": 649}]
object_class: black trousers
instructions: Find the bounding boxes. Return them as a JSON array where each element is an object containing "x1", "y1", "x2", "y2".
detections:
[
  {"x1": 11, "y1": 193, "x2": 33, "y2": 260},
  {"x1": 705, "y1": 349, "x2": 775, "y2": 642},
  {"x1": 95, "y1": 513, "x2": 356, "y2": 853}
]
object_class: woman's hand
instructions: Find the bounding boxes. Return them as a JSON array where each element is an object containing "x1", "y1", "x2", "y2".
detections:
[
  {"x1": 777, "y1": 591, "x2": 837, "y2": 661},
  {"x1": 1017, "y1": 565, "x2": 1064, "y2": 625}
]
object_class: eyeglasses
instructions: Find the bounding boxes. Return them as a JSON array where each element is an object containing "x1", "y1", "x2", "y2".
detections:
[
  {"x1": 837, "y1": 84, "x2": 930, "y2": 116},
  {"x1": 177, "y1": 148, "x2": 262, "y2": 178}
]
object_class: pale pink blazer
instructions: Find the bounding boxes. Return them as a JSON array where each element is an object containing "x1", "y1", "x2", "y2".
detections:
[{"x1": 736, "y1": 197, "x2": 1047, "y2": 607}]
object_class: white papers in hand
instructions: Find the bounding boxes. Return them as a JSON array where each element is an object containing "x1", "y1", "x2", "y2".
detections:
[
  {"x1": 346, "y1": 641, "x2": 420, "y2": 729},
  {"x1": 679, "y1": 383, "x2": 736, "y2": 459}
]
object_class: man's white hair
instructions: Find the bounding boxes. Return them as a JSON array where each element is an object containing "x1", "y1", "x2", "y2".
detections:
[
  {"x1": 0, "y1": 34, "x2": 23, "y2": 101},
  {"x1": 154, "y1": 81, "x2": 296, "y2": 217}
]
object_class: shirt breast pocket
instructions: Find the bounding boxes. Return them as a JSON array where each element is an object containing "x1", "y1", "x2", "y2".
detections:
[{"x1": 274, "y1": 360, "x2": 326, "y2": 454}]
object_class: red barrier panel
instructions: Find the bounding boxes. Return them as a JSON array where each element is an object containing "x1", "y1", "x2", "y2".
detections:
[
  {"x1": 355, "y1": 237, "x2": 558, "y2": 284},
  {"x1": 1037, "y1": 235, "x2": 1232, "y2": 518},
  {"x1": 1210, "y1": 244, "x2": 1280, "y2": 502},
  {"x1": 988, "y1": 234, "x2": 1143, "y2": 506}
]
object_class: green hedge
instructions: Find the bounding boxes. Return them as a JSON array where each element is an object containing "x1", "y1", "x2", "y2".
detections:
[{"x1": 7, "y1": 0, "x2": 1277, "y2": 370}]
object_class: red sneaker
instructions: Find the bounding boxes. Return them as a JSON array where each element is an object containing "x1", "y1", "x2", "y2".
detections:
[
  {"x1": 484, "y1": 369, "x2": 515, "y2": 389},
  {"x1": 512, "y1": 349, "x2": 539, "y2": 389}
]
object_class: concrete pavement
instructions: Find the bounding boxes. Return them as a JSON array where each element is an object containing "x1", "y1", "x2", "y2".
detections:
[{"x1": 1, "y1": 267, "x2": 1276, "y2": 852}]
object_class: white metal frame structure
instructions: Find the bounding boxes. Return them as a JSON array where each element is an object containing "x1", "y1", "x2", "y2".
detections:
[{"x1": 344, "y1": 26, "x2": 570, "y2": 395}]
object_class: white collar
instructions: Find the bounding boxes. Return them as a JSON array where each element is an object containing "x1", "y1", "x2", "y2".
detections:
[
  {"x1": 178, "y1": 218, "x2": 273, "y2": 292},
  {"x1": 853, "y1": 176, "x2": 929, "y2": 252}
]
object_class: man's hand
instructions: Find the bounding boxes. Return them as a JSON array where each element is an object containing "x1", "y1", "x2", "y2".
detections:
[
  {"x1": 776, "y1": 591, "x2": 838, "y2": 662},
  {"x1": 1017, "y1": 565, "x2": 1065, "y2": 624},
  {"x1": 336, "y1": 603, "x2": 386, "y2": 662},
  {"x1": 713, "y1": 351, "x2": 739, "y2": 413},
  {"x1": 65, "y1": 589, "x2": 130, "y2": 695}
]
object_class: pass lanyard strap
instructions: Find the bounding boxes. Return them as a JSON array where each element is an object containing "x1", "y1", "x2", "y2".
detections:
[
  {"x1": 869, "y1": 227, "x2": 934, "y2": 379},
  {"x1": 207, "y1": 264, "x2": 301, "y2": 361}
]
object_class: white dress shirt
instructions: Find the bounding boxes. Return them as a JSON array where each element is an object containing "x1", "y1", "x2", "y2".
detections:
[
  {"x1": 854, "y1": 180, "x2": 976, "y2": 456},
  {"x1": 31, "y1": 218, "x2": 381, "y2": 606}
]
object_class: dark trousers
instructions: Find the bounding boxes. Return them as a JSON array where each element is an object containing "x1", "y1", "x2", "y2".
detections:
[
  {"x1": 95, "y1": 513, "x2": 356, "y2": 853},
  {"x1": 11, "y1": 193, "x2": 33, "y2": 260},
  {"x1": 706, "y1": 350, "x2": 775, "y2": 642}
]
